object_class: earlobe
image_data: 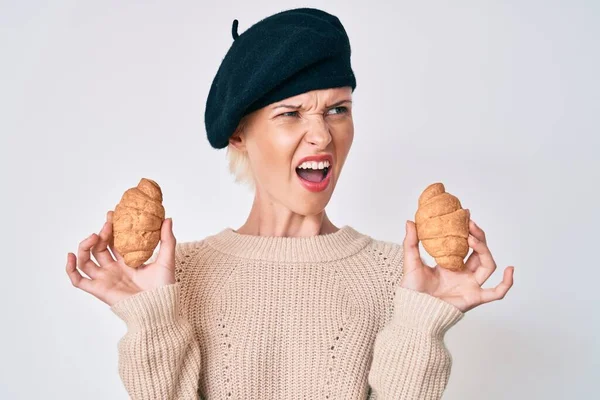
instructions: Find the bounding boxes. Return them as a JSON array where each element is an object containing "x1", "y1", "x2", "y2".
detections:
[{"x1": 228, "y1": 131, "x2": 246, "y2": 152}]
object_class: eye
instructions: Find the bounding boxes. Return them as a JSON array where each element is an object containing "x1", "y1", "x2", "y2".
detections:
[
  {"x1": 277, "y1": 106, "x2": 349, "y2": 118},
  {"x1": 328, "y1": 106, "x2": 349, "y2": 115},
  {"x1": 279, "y1": 111, "x2": 299, "y2": 118}
]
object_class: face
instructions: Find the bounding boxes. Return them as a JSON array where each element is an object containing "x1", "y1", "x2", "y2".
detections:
[{"x1": 230, "y1": 86, "x2": 354, "y2": 215}]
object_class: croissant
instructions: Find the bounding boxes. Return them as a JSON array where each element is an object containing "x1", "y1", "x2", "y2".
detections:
[
  {"x1": 414, "y1": 182, "x2": 470, "y2": 271},
  {"x1": 111, "y1": 178, "x2": 165, "y2": 268}
]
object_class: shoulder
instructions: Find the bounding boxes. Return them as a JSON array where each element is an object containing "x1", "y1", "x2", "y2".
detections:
[
  {"x1": 348, "y1": 229, "x2": 405, "y2": 285},
  {"x1": 174, "y1": 239, "x2": 206, "y2": 260},
  {"x1": 357, "y1": 234, "x2": 406, "y2": 296},
  {"x1": 174, "y1": 238, "x2": 213, "y2": 266},
  {"x1": 352, "y1": 234, "x2": 405, "y2": 327},
  {"x1": 360, "y1": 234, "x2": 405, "y2": 272},
  {"x1": 172, "y1": 239, "x2": 213, "y2": 285}
]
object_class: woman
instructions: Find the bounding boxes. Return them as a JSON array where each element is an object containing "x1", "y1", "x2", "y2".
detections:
[{"x1": 65, "y1": 8, "x2": 515, "y2": 399}]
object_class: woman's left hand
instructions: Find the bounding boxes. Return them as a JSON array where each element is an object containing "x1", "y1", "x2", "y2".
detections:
[{"x1": 399, "y1": 212, "x2": 515, "y2": 313}]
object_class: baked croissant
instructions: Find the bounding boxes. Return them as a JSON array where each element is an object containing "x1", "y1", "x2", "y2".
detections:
[
  {"x1": 414, "y1": 182, "x2": 470, "y2": 271},
  {"x1": 112, "y1": 178, "x2": 165, "y2": 268}
]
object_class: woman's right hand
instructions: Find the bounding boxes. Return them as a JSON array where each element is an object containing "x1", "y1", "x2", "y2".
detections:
[{"x1": 66, "y1": 210, "x2": 177, "y2": 307}]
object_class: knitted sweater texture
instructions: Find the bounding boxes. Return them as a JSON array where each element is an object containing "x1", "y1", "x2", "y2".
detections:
[{"x1": 110, "y1": 225, "x2": 465, "y2": 399}]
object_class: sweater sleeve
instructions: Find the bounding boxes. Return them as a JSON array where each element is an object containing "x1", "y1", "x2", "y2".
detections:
[
  {"x1": 366, "y1": 286, "x2": 465, "y2": 399},
  {"x1": 110, "y1": 282, "x2": 202, "y2": 400}
]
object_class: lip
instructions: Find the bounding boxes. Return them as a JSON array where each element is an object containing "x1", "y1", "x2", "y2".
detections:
[
  {"x1": 294, "y1": 154, "x2": 333, "y2": 193},
  {"x1": 295, "y1": 154, "x2": 334, "y2": 169},
  {"x1": 295, "y1": 166, "x2": 332, "y2": 192}
]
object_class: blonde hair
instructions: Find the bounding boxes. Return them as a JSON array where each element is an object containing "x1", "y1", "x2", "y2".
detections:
[{"x1": 226, "y1": 115, "x2": 256, "y2": 191}]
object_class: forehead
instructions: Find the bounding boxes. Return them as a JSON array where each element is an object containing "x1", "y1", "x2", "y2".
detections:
[{"x1": 275, "y1": 87, "x2": 352, "y2": 104}]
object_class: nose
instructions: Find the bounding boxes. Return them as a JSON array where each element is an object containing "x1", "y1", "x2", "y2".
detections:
[{"x1": 304, "y1": 117, "x2": 332, "y2": 149}]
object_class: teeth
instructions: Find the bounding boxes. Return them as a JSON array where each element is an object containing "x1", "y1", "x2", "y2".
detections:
[{"x1": 297, "y1": 160, "x2": 330, "y2": 170}]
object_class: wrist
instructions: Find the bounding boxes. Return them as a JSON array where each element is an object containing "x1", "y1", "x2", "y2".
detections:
[
  {"x1": 392, "y1": 286, "x2": 465, "y2": 336},
  {"x1": 110, "y1": 283, "x2": 182, "y2": 331}
]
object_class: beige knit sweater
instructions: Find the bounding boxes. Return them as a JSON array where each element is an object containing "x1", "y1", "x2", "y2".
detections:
[{"x1": 110, "y1": 225, "x2": 465, "y2": 399}]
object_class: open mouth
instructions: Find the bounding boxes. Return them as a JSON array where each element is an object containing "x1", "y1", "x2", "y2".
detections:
[{"x1": 295, "y1": 165, "x2": 330, "y2": 183}]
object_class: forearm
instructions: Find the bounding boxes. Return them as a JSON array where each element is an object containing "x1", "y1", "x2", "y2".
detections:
[
  {"x1": 111, "y1": 283, "x2": 202, "y2": 400},
  {"x1": 367, "y1": 287, "x2": 464, "y2": 399}
]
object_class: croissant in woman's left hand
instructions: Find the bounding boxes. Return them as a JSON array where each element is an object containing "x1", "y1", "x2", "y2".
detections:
[{"x1": 400, "y1": 215, "x2": 515, "y2": 313}]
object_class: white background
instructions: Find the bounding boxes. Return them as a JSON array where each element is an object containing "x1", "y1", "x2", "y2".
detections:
[{"x1": 1, "y1": 1, "x2": 598, "y2": 398}]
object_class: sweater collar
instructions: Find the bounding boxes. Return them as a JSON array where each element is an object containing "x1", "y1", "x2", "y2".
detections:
[{"x1": 204, "y1": 225, "x2": 372, "y2": 263}]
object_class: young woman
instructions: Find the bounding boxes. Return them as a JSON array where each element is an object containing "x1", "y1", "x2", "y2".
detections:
[{"x1": 66, "y1": 7, "x2": 514, "y2": 399}]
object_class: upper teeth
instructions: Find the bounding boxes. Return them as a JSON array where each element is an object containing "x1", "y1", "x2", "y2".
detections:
[{"x1": 297, "y1": 160, "x2": 330, "y2": 169}]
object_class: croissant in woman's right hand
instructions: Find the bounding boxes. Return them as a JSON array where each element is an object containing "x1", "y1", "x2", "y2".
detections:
[{"x1": 65, "y1": 211, "x2": 177, "y2": 307}]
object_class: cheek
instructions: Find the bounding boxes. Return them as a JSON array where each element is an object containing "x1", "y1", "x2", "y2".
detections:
[
  {"x1": 333, "y1": 126, "x2": 354, "y2": 164},
  {"x1": 251, "y1": 134, "x2": 298, "y2": 180}
]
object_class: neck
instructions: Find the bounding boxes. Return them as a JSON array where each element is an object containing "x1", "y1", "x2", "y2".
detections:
[{"x1": 234, "y1": 191, "x2": 338, "y2": 238}]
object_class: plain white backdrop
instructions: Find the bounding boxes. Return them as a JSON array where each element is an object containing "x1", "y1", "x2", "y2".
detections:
[{"x1": 2, "y1": 1, "x2": 598, "y2": 398}]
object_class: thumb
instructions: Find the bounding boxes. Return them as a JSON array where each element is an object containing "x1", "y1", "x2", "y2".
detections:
[
  {"x1": 156, "y1": 218, "x2": 176, "y2": 266},
  {"x1": 402, "y1": 220, "x2": 422, "y2": 274}
]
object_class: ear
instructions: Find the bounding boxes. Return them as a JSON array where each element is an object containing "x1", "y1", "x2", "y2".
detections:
[{"x1": 229, "y1": 123, "x2": 247, "y2": 152}]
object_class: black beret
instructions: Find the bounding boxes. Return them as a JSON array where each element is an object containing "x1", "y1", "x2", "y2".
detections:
[{"x1": 204, "y1": 7, "x2": 357, "y2": 149}]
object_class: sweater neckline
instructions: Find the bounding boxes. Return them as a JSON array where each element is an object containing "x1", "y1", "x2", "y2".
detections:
[{"x1": 204, "y1": 225, "x2": 372, "y2": 263}]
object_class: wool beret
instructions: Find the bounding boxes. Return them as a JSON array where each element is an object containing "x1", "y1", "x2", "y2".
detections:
[{"x1": 204, "y1": 7, "x2": 357, "y2": 149}]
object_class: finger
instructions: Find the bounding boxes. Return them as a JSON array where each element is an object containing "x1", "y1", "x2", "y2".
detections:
[
  {"x1": 465, "y1": 214, "x2": 486, "y2": 273},
  {"x1": 469, "y1": 219, "x2": 487, "y2": 244},
  {"x1": 479, "y1": 266, "x2": 514, "y2": 304},
  {"x1": 77, "y1": 234, "x2": 101, "y2": 279},
  {"x1": 156, "y1": 218, "x2": 176, "y2": 267},
  {"x1": 92, "y1": 221, "x2": 115, "y2": 267},
  {"x1": 464, "y1": 209, "x2": 479, "y2": 272},
  {"x1": 465, "y1": 227, "x2": 481, "y2": 273},
  {"x1": 464, "y1": 212, "x2": 487, "y2": 273},
  {"x1": 66, "y1": 252, "x2": 95, "y2": 292},
  {"x1": 106, "y1": 210, "x2": 124, "y2": 262},
  {"x1": 464, "y1": 246, "x2": 481, "y2": 273},
  {"x1": 402, "y1": 220, "x2": 423, "y2": 274},
  {"x1": 468, "y1": 233, "x2": 498, "y2": 285},
  {"x1": 465, "y1": 232, "x2": 482, "y2": 272},
  {"x1": 468, "y1": 233, "x2": 497, "y2": 285}
]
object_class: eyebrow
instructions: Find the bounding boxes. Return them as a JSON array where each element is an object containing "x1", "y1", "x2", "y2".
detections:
[{"x1": 270, "y1": 99, "x2": 352, "y2": 111}]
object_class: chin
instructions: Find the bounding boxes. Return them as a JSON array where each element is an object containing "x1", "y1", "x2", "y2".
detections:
[{"x1": 291, "y1": 187, "x2": 334, "y2": 215}]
